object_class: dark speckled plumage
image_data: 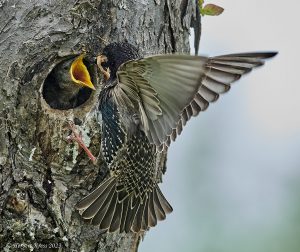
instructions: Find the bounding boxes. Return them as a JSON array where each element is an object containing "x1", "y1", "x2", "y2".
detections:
[
  {"x1": 75, "y1": 42, "x2": 277, "y2": 233},
  {"x1": 76, "y1": 43, "x2": 173, "y2": 233},
  {"x1": 100, "y1": 100, "x2": 126, "y2": 165},
  {"x1": 101, "y1": 42, "x2": 140, "y2": 79}
]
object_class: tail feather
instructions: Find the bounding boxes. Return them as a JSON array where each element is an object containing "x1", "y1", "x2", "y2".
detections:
[
  {"x1": 153, "y1": 188, "x2": 167, "y2": 221},
  {"x1": 148, "y1": 191, "x2": 157, "y2": 227},
  {"x1": 75, "y1": 177, "x2": 173, "y2": 233},
  {"x1": 119, "y1": 197, "x2": 130, "y2": 232},
  {"x1": 142, "y1": 196, "x2": 149, "y2": 230},
  {"x1": 155, "y1": 186, "x2": 173, "y2": 214},
  {"x1": 132, "y1": 197, "x2": 147, "y2": 232},
  {"x1": 80, "y1": 178, "x2": 115, "y2": 219},
  {"x1": 124, "y1": 197, "x2": 139, "y2": 233},
  {"x1": 91, "y1": 187, "x2": 115, "y2": 225},
  {"x1": 99, "y1": 192, "x2": 118, "y2": 229},
  {"x1": 109, "y1": 200, "x2": 123, "y2": 232}
]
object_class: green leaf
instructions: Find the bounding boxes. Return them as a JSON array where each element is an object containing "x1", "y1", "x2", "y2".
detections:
[
  {"x1": 198, "y1": 0, "x2": 204, "y2": 8},
  {"x1": 201, "y1": 4, "x2": 224, "y2": 16}
]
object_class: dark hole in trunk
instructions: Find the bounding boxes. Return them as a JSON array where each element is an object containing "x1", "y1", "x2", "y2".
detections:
[{"x1": 42, "y1": 57, "x2": 95, "y2": 110}]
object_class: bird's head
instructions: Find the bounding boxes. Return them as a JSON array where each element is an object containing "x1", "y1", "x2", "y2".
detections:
[
  {"x1": 69, "y1": 54, "x2": 95, "y2": 90},
  {"x1": 97, "y1": 42, "x2": 140, "y2": 81}
]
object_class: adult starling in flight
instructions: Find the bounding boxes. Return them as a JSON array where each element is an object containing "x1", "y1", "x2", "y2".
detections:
[
  {"x1": 76, "y1": 42, "x2": 277, "y2": 233},
  {"x1": 43, "y1": 54, "x2": 95, "y2": 110}
]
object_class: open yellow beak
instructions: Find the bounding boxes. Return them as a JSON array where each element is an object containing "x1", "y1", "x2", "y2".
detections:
[{"x1": 70, "y1": 54, "x2": 96, "y2": 90}]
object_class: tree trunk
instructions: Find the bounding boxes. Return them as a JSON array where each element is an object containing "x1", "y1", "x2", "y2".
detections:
[{"x1": 0, "y1": 0, "x2": 199, "y2": 251}]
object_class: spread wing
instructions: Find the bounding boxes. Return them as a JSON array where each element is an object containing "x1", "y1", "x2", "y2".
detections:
[
  {"x1": 165, "y1": 52, "x2": 277, "y2": 146},
  {"x1": 112, "y1": 52, "x2": 277, "y2": 148}
]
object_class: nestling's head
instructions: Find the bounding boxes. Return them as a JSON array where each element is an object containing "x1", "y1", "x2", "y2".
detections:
[
  {"x1": 98, "y1": 42, "x2": 141, "y2": 80},
  {"x1": 53, "y1": 54, "x2": 95, "y2": 91}
]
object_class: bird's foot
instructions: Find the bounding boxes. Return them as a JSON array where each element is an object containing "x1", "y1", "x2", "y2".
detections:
[{"x1": 66, "y1": 121, "x2": 97, "y2": 164}]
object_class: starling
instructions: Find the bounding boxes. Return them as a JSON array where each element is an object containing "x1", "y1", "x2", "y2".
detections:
[
  {"x1": 75, "y1": 42, "x2": 277, "y2": 233},
  {"x1": 43, "y1": 54, "x2": 95, "y2": 110}
]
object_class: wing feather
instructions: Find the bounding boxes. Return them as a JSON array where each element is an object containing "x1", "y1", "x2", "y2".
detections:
[{"x1": 112, "y1": 52, "x2": 277, "y2": 147}]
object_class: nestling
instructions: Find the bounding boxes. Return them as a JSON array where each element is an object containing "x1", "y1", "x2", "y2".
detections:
[{"x1": 43, "y1": 54, "x2": 95, "y2": 110}]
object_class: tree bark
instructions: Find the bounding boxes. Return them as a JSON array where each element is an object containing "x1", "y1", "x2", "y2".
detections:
[{"x1": 0, "y1": 0, "x2": 199, "y2": 251}]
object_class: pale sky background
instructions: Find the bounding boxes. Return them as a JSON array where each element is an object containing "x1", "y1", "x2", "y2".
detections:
[{"x1": 140, "y1": 0, "x2": 300, "y2": 252}]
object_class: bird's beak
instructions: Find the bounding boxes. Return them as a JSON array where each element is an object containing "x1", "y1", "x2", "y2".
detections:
[
  {"x1": 70, "y1": 54, "x2": 96, "y2": 90},
  {"x1": 97, "y1": 55, "x2": 110, "y2": 80}
]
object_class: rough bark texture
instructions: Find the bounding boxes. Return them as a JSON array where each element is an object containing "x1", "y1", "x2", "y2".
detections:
[{"x1": 0, "y1": 0, "x2": 199, "y2": 251}]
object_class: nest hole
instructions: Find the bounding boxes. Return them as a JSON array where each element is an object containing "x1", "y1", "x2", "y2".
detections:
[{"x1": 42, "y1": 56, "x2": 95, "y2": 110}]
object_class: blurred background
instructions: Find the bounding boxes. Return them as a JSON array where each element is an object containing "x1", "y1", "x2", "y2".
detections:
[{"x1": 140, "y1": 0, "x2": 300, "y2": 251}]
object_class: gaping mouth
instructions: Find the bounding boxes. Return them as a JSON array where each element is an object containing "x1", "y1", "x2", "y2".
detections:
[
  {"x1": 97, "y1": 55, "x2": 111, "y2": 80},
  {"x1": 70, "y1": 55, "x2": 96, "y2": 90}
]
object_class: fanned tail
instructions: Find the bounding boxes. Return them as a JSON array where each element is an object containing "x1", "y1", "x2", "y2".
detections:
[{"x1": 75, "y1": 177, "x2": 173, "y2": 233}]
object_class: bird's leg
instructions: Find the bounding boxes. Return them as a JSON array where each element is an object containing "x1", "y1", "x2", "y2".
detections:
[
  {"x1": 97, "y1": 55, "x2": 110, "y2": 80},
  {"x1": 66, "y1": 121, "x2": 97, "y2": 164}
]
